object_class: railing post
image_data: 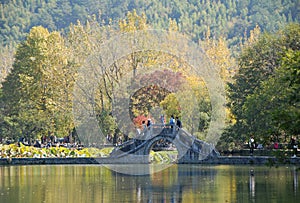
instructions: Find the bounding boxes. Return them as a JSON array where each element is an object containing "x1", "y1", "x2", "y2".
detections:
[{"x1": 173, "y1": 124, "x2": 175, "y2": 135}]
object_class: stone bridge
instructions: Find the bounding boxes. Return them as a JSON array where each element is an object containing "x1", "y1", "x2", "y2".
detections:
[{"x1": 109, "y1": 124, "x2": 219, "y2": 164}]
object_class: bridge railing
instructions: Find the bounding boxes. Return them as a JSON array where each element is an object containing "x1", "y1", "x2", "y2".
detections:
[
  {"x1": 176, "y1": 128, "x2": 195, "y2": 146},
  {"x1": 175, "y1": 128, "x2": 219, "y2": 158},
  {"x1": 135, "y1": 124, "x2": 179, "y2": 140}
]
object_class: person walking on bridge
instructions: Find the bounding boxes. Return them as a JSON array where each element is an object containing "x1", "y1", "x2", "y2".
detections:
[
  {"x1": 169, "y1": 115, "x2": 175, "y2": 128},
  {"x1": 176, "y1": 116, "x2": 182, "y2": 129},
  {"x1": 146, "y1": 119, "x2": 152, "y2": 128}
]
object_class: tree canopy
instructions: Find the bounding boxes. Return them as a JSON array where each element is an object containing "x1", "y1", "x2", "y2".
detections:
[
  {"x1": 220, "y1": 23, "x2": 300, "y2": 150},
  {"x1": 0, "y1": 0, "x2": 298, "y2": 48},
  {"x1": 0, "y1": 26, "x2": 75, "y2": 141}
]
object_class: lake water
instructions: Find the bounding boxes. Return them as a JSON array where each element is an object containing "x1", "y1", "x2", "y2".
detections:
[{"x1": 0, "y1": 164, "x2": 299, "y2": 203}]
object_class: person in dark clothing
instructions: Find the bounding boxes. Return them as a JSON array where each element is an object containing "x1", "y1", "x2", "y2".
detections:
[
  {"x1": 146, "y1": 119, "x2": 152, "y2": 128},
  {"x1": 176, "y1": 117, "x2": 182, "y2": 129},
  {"x1": 249, "y1": 135, "x2": 255, "y2": 156},
  {"x1": 33, "y1": 140, "x2": 41, "y2": 148},
  {"x1": 291, "y1": 136, "x2": 298, "y2": 158}
]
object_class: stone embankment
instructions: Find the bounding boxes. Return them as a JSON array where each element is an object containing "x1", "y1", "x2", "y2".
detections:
[{"x1": 0, "y1": 156, "x2": 299, "y2": 165}]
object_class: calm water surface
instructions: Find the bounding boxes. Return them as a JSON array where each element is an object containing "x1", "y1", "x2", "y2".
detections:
[{"x1": 0, "y1": 164, "x2": 299, "y2": 203}]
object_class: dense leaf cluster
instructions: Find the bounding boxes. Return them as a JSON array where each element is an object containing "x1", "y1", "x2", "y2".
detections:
[{"x1": 219, "y1": 24, "x2": 300, "y2": 150}]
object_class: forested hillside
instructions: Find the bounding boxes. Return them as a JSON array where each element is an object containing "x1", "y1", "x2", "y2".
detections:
[
  {"x1": 0, "y1": 0, "x2": 299, "y2": 47},
  {"x1": 1, "y1": 0, "x2": 298, "y2": 87}
]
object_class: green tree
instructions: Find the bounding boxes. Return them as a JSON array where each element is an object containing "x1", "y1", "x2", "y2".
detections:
[
  {"x1": 223, "y1": 23, "x2": 300, "y2": 148},
  {"x1": 0, "y1": 26, "x2": 75, "y2": 141},
  {"x1": 244, "y1": 50, "x2": 300, "y2": 138},
  {"x1": 273, "y1": 50, "x2": 300, "y2": 135}
]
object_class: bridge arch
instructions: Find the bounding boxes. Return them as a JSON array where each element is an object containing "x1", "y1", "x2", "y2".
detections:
[{"x1": 143, "y1": 135, "x2": 181, "y2": 163}]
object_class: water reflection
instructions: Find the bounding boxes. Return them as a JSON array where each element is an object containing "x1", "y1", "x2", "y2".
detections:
[
  {"x1": 293, "y1": 167, "x2": 298, "y2": 195},
  {"x1": 107, "y1": 164, "x2": 217, "y2": 202},
  {"x1": 0, "y1": 165, "x2": 299, "y2": 203},
  {"x1": 249, "y1": 169, "x2": 255, "y2": 200}
]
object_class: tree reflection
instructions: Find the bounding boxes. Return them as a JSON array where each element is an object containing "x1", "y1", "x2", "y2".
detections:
[{"x1": 0, "y1": 165, "x2": 299, "y2": 202}]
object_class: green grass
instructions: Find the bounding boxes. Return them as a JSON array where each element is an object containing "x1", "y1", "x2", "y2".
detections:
[{"x1": 150, "y1": 150, "x2": 178, "y2": 163}]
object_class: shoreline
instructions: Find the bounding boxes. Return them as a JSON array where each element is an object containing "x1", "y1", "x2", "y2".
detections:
[{"x1": 1, "y1": 156, "x2": 299, "y2": 165}]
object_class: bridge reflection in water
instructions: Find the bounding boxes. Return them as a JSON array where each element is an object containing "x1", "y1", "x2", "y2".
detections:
[{"x1": 109, "y1": 124, "x2": 219, "y2": 164}]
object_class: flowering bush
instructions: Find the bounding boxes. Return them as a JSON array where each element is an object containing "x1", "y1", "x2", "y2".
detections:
[{"x1": 0, "y1": 143, "x2": 114, "y2": 158}]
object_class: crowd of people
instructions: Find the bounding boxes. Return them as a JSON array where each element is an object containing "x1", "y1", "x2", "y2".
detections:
[
  {"x1": 138, "y1": 115, "x2": 182, "y2": 134},
  {"x1": 7, "y1": 133, "x2": 84, "y2": 149},
  {"x1": 139, "y1": 114, "x2": 182, "y2": 132},
  {"x1": 248, "y1": 135, "x2": 298, "y2": 157},
  {"x1": 135, "y1": 114, "x2": 183, "y2": 150}
]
